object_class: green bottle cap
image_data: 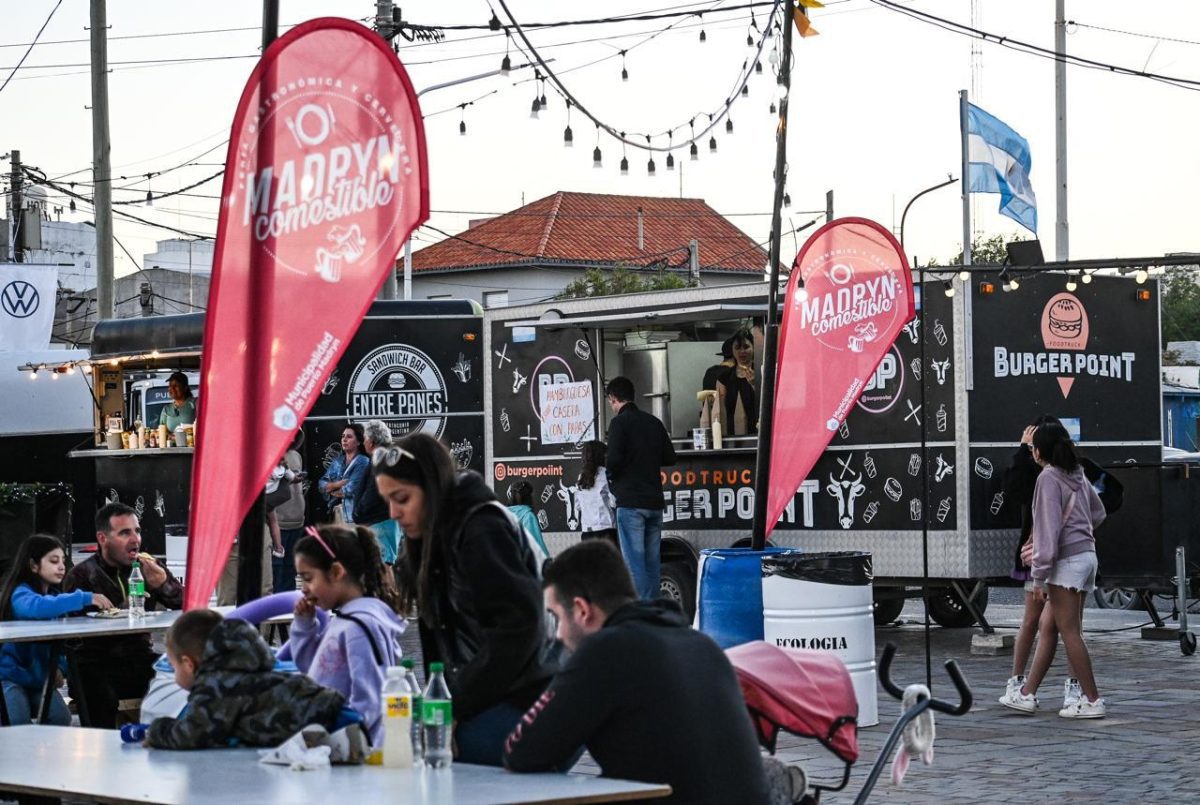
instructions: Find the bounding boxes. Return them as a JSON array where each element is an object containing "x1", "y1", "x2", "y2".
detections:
[
  {"x1": 400, "y1": 659, "x2": 414, "y2": 669},
  {"x1": 430, "y1": 662, "x2": 444, "y2": 673}
]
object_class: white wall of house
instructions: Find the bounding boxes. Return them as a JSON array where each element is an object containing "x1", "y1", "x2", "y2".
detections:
[{"x1": 411, "y1": 266, "x2": 755, "y2": 307}]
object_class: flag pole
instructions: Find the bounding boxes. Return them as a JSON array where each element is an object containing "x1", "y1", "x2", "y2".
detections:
[
  {"x1": 1054, "y1": 0, "x2": 1069, "y2": 261},
  {"x1": 959, "y1": 90, "x2": 972, "y2": 268},
  {"x1": 750, "y1": 0, "x2": 796, "y2": 552}
]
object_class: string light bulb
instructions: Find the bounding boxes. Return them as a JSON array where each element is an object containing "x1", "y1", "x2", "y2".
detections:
[
  {"x1": 741, "y1": 84, "x2": 750, "y2": 98},
  {"x1": 783, "y1": 193, "x2": 791, "y2": 207},
  {"x1": 1081, "y1": 271, "x2": 1093, "y2": 284},
  {"x1": 769, "y1": 101, "x2": 777, "y2": 115},
  {"x1": 144, "y1": 174, "x2": 153, "y2": 207},
  {"x1": 755, "y1": 61, "x2": 763, "y2": 74},
  {"x1": 500, "y1": 54, "x2": 511, "y2": 75},
  {"x1": 620, "y1": 51, "x2": 628, "y2": 82},
  {"x1": 488, "y1": 12, "x2": 501, "y2": 31},
  {"x1": 959, "y1": 269, "x2": 970, "y2": 282},
  {"x1": 563, "y1": 125, "x2": 573, "y2": 147},
  {"x1": 943, "y1": 281, "x2": 955, "y2": 298},
  {"x1": 647, "y1": 156, "x2": 656, "y2": 176},
  {"x1": 709, "y1": 135, "x2": 717, "y2": 152},
  {"x1": 620, "y1": 156, "x2": 629, "y2": 176},
  {"x1": 1066, "y1": 277, "x2": 1077, "y2": 292},
  {"x1": 1135, "y1": 269, "x2": 1149, "y2": 284},
  {"x1": 593, "y1": 146, "x2": 602, "y2": 168},
  {"x1": 699, "y1": 26, "x2": 706, "y2": 43},
  {"x1": 666, "y1": 152, "x2": 674, "y2": 171},
  {"x1": 726, "y1": 117, "x2": 734, "y2": 134},
  {"x1": 530, "y1": 97, "x2": 541, "y2": 119}
]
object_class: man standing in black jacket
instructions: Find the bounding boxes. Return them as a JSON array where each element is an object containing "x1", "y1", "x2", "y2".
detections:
[
  {"x1": 604, "y1": 376, "x2": 676, "y2": 600},
  {"x1": 504, "y1": 540, "x2": 769, "y2": 804}
]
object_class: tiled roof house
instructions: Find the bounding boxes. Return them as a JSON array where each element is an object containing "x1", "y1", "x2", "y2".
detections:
[{"x1": 406, "y1": 191, "x2": 773, "y2": 307}]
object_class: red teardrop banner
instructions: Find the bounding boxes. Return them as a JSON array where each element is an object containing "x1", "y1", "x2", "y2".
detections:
[
  {"x1": 185, "y1": 18, "x2": 428, "y2": 608},
  {"x1": 766, "y1": 218, "x2": 914, "y2": 536}
]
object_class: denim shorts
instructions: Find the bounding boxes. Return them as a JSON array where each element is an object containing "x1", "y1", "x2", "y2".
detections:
[{"x1": 1046, "y1": 551, "x2": 1099, "y2": 593}]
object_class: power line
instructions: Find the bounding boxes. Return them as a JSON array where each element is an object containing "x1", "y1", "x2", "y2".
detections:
[
  {"x1": 0, "y1": 53, "x2": 259, "y2": 72},
  {"x1": 869, "y1": 0, "x2": 1200, "y2": 92},
  {"x1": 1067, "y1": 20, "x2": 1200, "y2": 49},
  {"x1": 0, "y1": 0, "x2": 63, "y2": 96}
]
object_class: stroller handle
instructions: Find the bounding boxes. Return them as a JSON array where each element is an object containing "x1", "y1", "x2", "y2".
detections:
[{"x1": 878, "y1": 642, "x2": 973, "y2": 716}]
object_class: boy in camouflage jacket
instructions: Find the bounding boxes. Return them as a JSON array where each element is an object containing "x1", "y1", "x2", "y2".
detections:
[{"x1": 147, "y1": 609, "x2": 346, "y2": 749}]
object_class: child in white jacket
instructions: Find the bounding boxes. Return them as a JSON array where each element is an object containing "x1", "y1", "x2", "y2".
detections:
[{"x1": 575, "y1": 441, "x2": 618, "y2": 548}]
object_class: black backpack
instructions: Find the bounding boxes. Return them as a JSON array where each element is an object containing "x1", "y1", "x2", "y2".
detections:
[{"x1": 1081, "y1": 458, "x2": 1124, "y2": 515}]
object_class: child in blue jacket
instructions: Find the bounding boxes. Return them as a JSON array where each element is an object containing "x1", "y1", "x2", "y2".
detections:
[{"x1": 0, "y1": 534, "x2": 114, "y2": 725}]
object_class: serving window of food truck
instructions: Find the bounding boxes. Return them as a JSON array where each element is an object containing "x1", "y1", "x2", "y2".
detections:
[{"x1": 54, "y1": 313, "x2": 204, "y2": 556}]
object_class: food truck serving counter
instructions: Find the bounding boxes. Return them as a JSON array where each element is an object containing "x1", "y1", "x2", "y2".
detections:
[{"x1": 61, "y1": 314, "x2": 204, "y2": 555}]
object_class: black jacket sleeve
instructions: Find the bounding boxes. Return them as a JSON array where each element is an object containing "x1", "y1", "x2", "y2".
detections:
[
  {"x1": 450, "y1": 508, "x2": 545, "y2": 721},
  {"x1": 503, "y1": 639, "x2": 616, "y2": 772},
  {"x1": 1003, "y1": 445, "x2": 1039, "y2": 507},
  {"x1": 146, "y1": 681, "x2": 241, "y2": 750}
]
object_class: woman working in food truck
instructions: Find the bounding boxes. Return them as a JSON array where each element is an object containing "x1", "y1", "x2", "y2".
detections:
[
  {"x1": 158, "y1": 371, "x2": 197, "y2": 432},
  {"x1": 713, "y1": 329, "x2": 758, "y2": 435}
]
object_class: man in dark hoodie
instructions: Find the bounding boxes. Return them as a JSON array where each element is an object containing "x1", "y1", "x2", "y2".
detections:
[
  {"x1": 504, "y1": 541, "x2": 768, "y2": 804},
  {"x1": 146, "y1": 610, "x2": 349, "y2": 750}
]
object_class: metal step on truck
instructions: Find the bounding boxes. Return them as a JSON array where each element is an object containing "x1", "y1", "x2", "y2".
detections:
[{"x1": 480, "y1": 271, "x2": 1181, "y2": 627}]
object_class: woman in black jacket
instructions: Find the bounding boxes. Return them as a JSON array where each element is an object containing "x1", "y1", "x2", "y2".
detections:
[{"x1": 371, "y1": 432, "x2": 554, "y2": 766}]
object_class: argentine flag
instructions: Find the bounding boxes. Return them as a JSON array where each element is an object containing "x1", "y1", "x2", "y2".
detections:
[{"x1": 966, "y1": 103, "x2": 1037, "y2": 234}]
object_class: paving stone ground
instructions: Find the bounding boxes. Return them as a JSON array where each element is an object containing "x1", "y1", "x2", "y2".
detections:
[{"x1": 772, "y1": 602, "x2": 1199, "y2": 803}]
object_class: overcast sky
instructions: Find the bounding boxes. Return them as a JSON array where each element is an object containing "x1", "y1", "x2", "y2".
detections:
[{"x1": 3, "y1": 0, "x2": 1198, "y2": 279}]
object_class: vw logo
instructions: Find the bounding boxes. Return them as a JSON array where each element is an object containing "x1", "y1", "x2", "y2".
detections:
[{"x1": 1, "y1": 281, "x2": 40, "y2": 319}]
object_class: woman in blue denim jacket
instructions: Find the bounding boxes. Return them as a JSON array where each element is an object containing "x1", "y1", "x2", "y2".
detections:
[{"x1": 319, "y1": 423, "x2": 368, "y2": 522}]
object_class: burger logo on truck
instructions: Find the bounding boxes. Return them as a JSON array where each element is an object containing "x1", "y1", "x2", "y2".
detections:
[
  {"x1": 994, "y1": 291, "x2": 1135, "y2": 399},
  {"x1": 347, "y1": 344, "x2": 447, "y2": 437}
]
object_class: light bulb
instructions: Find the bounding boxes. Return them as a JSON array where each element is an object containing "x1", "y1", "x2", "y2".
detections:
[
  {"x1": 620, "y1": 156, "x2": 629, "y2": 175},
  {"x1": 1066, "y1": 279, "x2": 1077, "y2": 292},
  {"x1": 1135, "y1": 269, "x2": 1148, "y2": 284},
  {"x1": 1009, "y1": 278, "x2": 1020, "y2": 291},
  {"x1": 958, "y1": 270, "x2": 970, "y2": 282},
  {"x1": 666, "y1": 153, "x2": 675, "y2": 171},
  {"x1": 1081, "y1": 272, "x2": 1092, "y2": 284},
  {"x1": 563, "y1": 126, "x2": 574, "y2": 147},
  {"x1": 29, "y1": 370, "x2": 37, "y2": 380},
  {"x1": 774, "y1": 82, "x2": 789, "y2": 102},
  {"x1": 944, "y1": 285, "x2": 955, "y2": 298},
  {"x1": 592, "y1": 147, "x2": 602, "y2": 169}
]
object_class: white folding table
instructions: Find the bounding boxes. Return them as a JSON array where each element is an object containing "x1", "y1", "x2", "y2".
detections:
[{"x1": 0, "y1": 725, "x2": 671, "y2": 804}]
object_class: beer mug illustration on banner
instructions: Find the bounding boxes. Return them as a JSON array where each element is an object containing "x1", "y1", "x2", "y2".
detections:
[
  {"x1": 847, "y1": 335, "x2": 864, "y2": 353},
  {"x1": 862, "y1": 501, "x2": 879, "y2": 524},
  {"x1": 909, "y1": 498, "x2": 922, "y2": 521},
  {"x1": 884, "y1": 477, "x2": 903, "y2": 502}
]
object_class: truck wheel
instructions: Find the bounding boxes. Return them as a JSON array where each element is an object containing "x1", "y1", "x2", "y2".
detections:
[
  {"x1": 1092, "y1": 587, "x2": 1144, "y2": 610},
  {"x1": 927, "y1": 585, "x2": 989, "y2": 628},
  {"x1": 660, "y1": 562, "x2": 696, "y2": 622},
  {"x1": 873, "y1": 593, "x2": 904, "y2": 625}
]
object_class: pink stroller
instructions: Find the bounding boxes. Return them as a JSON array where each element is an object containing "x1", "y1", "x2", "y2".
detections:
[{"x1": 728, "y1": 641, "x2": 972, "y2": 804}]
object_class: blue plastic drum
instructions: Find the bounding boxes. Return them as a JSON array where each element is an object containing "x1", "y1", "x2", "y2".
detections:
[{"x1": 696, "y1": 547, "x2": 796, "y2": 649}]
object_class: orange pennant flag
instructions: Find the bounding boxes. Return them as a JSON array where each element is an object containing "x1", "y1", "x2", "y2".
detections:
[{"x1": 793, "y1": 7, "x2": 820, "y2": 37}]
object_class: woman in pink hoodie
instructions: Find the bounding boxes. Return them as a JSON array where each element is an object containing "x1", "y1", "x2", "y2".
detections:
[{"x1": 1000, "y1": 421, "x2": 1107, "y2": 719}]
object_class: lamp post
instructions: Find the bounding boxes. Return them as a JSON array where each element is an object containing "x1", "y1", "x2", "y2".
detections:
[{"x1": 899, "y1": 175, "x2": 958, "y2": 254}]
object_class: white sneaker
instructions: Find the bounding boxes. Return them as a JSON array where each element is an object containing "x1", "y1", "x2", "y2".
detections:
[
  {"x1": 1059, "y1": 695, "x2": 1106, "y2": 719},
  {"x1": 1003, "y1": 675, "x2": 1024, "y2": 700},
  {"x1": 1062, "y1": 678, "x2": 1082, "y2": 709},
  {"x1": 999, "y1": 686, "x2": 1038, "y2": 714}
]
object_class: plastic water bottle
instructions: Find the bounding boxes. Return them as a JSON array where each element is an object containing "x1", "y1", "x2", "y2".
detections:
[
  {"x1": 401, "y1": 659, "x2": 424, "y2": 764},
  {"x1": 422, "y1": 662, "x2": 453, "y2": 769},
  {"x1": 382, "y1": 666, "x2": 414, "y2": 769},
  {"x1": 128, "y1": 560, "x2": 146, "y2": 618}
]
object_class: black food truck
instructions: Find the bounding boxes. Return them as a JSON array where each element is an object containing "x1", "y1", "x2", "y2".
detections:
[
  {"x1": 56, "y1": 300, "x2": 483, "y2": 575},
  {"x1": 481, "y1": 273, "x2": 1187, "y2": 625}
]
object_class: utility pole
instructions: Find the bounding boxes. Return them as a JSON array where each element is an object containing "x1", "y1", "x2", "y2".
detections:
[
  {"x1": 688, "y1": 239, "x2": 700, "y2": 285},
  {"x1": 90, "y1": 0, "x2": 115, "y2": 320},
  {"x1": 1054, "y1": 0, "x2": 1069, "y2": 261},
  {"x1": 825, "y1": 189, "x2": 834, "y2": 224},
  {"x1": 9, "y1": 150, "x2": 23, "y2": 262}
]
